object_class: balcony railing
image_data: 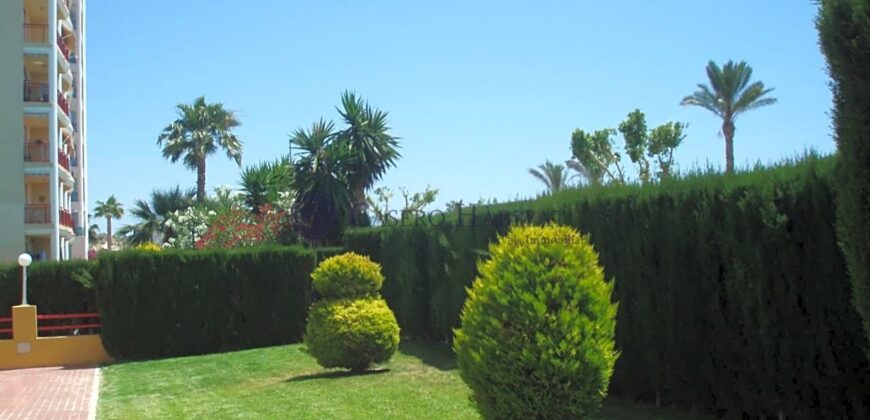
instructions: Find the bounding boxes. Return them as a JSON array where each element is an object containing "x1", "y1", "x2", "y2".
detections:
[
  {"x1": 24, "y1": 23, "x2": 48, "y2": 43},
  {"x1": 58, "y1": 92, "x2": 70, "y2": 115},
  {"x1": 24, "y1": 143, "x2": 50, "y2": 162},
  {"x1": 24, "y1": 82, "x2": 49, "y2": 102},
  {"x1": 25, "y1": 205, "x2": 50, "y2": 224},
  {"x1": 60, "y1": 209, "x2": 74, "y2": 229},
  {"x1": 58, "y1": 150, "x2": 71, "y2": 171},
  {"x1": 57, "y1": 35, "x2": 70, "y2": 60}
]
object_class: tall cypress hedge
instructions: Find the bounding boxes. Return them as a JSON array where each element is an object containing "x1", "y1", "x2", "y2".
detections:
[
  {"x1": 817, "y1": 0, "x2": 870, "y2": 363},
  {"x1": 93, "y1": 247, "x2": 319, "y2": 360},
  {"x1": 0, "y1": 260, "x2": 96, "y2": 318},
  {"x1": 345, "y1": 155, "x2": 870, "y2": 418}
]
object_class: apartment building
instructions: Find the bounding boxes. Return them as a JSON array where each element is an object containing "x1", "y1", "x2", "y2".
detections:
[{"x1": 0, "y1": 0, "x2": 88, "y2": 262}]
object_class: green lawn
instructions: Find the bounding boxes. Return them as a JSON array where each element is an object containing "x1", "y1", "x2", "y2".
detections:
[{"x1": 98, "y1": 341, "x2": 707, "y2": 419}]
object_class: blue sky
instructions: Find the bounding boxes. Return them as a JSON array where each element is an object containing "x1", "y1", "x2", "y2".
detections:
[{"x1": 86, "y1": 1, "x2": 832, "y2": 229}]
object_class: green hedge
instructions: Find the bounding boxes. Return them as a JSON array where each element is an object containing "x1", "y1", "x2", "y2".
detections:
[
  {"x1": 0, "y1": 260, "x2": 96, "y2": 318},
  {"x1": 818, "y1": 0, "x2": 870, "y2": 363},
  {"x1": 93, "y1": 247, "x2": 320, "y2": 360},
  {"x1": 345, "y1": 155, "x2": 870, "y2": 418}
]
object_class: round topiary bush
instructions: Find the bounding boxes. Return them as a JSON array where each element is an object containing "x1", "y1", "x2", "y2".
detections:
[
  {"x1": 305, "y1": 298, "x2": 400, "y2": 371},
  {"x1": 310, "y1": 252, "x2": 385, "y2": 300},
  {"x1": 304, "y1": 252, "x2": 400, "y2": 371},
  {"x1": 453, "y1": 224, "x2": 618, "y2": 419}
]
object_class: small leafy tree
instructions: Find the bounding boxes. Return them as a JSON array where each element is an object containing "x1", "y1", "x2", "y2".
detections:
[
  {"x1": 648, "y1": 122, "x2": 687, "y2": 180},
  {"x1": 367, "y1": 185, "x2": 439, "y2": 225},
  {"x1": 570, "y1": 128, "x2": 624, "y2": 184}
]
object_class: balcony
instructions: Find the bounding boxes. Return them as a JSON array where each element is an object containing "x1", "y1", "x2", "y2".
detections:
[
  {"x1": 58, "y1": 92, "x2": 70, "y2": 115},
  {"x1": 24, "y1": 143, "x2": 50, "y2": 163},
  {"x1": 24, "y1": 82, "x2": 49, "y2": 103},
  {"x1": 57, "y1": 35, "x2": 70, "y2": 60},
  {"x1": 60, "y1": 209, "x2": 74, "y2": 229},
  {"x1": 25, "y1": 205, "x2": 50, "y2": 224},
  {"x1": 58, "y1": 150, "x2": 71, "y2": 172},
  {"x1": 24, "y1": 24, "x2": 48, "y2": 43}
]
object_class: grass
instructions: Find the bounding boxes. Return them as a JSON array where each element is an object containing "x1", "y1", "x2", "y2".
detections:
[{"x1": 98, "y1": 341, "x2": 708, "y2": 419}]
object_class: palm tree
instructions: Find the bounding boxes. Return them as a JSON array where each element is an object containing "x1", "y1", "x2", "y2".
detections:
[
  {"x1": 334, "y1": 91, "x2": 401, "y2": 226},
  {"x1": 290, "y1": 119, "x2": 351, "y2": 245},
  {"x1": 93, "y1": 195, "x2": 124, "y2": 250},
  {"x1": 680, "y1": 60, "x2": 777, "y2": 173},
  {"x1": 157, "y1": 96, "x2": 243, "y2": 202},
  {"x1": 565, "y1": 159, "x2": 595, "y2": 186},
  {"x1": 529, "y1": 161, "x2": 572, "y2": 194},
  {"x1": 117, "y1": 186, "x2": 195, "y2": 245},
  {"x1": 239, "y1": 157, "x2": 293, "y2": 213}
]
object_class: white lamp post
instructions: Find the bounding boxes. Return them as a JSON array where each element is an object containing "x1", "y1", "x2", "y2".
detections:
[{"x1": 18, "y1": 253, "x2": 32, "y2": 305}]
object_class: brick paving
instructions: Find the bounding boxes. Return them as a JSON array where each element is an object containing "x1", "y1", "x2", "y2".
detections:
[{"x1": 0, "y1": 366, "x2": 98, "y2": 420}]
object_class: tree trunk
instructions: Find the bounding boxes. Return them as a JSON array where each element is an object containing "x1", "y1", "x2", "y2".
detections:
[
  {"x1": 197, "y1": 156, "x2": 207, "y2": 202},
  {"x1": 352, "y1": 183, "x2": 369, "y2": 227},
  {"x1": 722, "y1": 119, "x2": 736, "y2": 174},
  {"x1": 106, "y1": 216, "x2": 113, "y2": 250}
]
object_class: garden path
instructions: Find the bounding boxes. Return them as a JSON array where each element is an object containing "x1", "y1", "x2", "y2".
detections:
[{"x1": 0, "y1": 365, "x2": 98, "y2": 420}]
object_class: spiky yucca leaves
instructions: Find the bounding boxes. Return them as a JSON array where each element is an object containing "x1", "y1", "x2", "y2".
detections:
[
  {"x1": 334, "y1": 91, "x2": 401, "y2": 226},
  {"x1": 454, "y1": 224, "x2": 618, "y2": 419}
]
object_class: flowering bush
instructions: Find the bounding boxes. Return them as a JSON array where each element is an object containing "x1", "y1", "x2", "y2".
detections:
[
  {"x1": 195, "y1": 204, "x2": 294, "y2": 249},
  {"x1": 163, "y1": 206, "x2": 213, "y2": 249}
]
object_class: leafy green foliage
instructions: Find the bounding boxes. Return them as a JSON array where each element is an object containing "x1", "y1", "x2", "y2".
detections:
[
  {"x1": 310, "y1": 253, "x2": 385, "y2": 300},
  {"x1": 305, "y1": 252, "x2": 399, "y2": 371},
  {"x1": 93, "y1": 247, "x2": 320, "y2": 359},
  {"x1": 367, "y1": 185, "x2": 439, "y2": 226},
  {"x1": 647, "y1": 122, "x2": 686, "y2": 180},
  {"x1": 453, "y1": 224, "x2": 618, "y2": 419},
  {"x1": 304, "y1": 298, "x2": 400, "y2": 371},
  {"x1": 571, "y1": 128, "x2": 623, "y2": 184},
  {"x1": 818, "y1": 0, "x2": 870, "y2": 363},
  {"x1": 619, "y1": 109, "x2": 651, "y2": 183}
]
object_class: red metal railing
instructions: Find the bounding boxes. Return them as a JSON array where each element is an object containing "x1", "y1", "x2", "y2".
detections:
[
  {"x1": 0, "y1": 313, "x2": 102, "y2": 337},
  {"x1": 0, "y1": 317, "x2": 10, "y2": 336},
  {"x1": 57, "y1": 35, "x2": 70, "y2": 60},
  {"x1": 60, "y1": 209, "x2": 74, "y2": 229},
  {"x1": 24, "y1": 143, "x2": 50, "y2": 162},
  {"x1": 24, "y1": 82, "x2": 49, "y2": 102},
  {"x1": 23, "y1": 23, "x2": 48, "y2": 43},
  {"x1": 25, "y1": 205, "x2": 50, "y2": 224},
  {"x1": 58, "y1": 150, "x2": 71, "y2": 171},
  {"x1": 58, "y1": 91, "x2": 70, "y2": 115}
]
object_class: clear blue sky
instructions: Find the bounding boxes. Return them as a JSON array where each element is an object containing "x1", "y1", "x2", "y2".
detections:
[{"x1": 86, "y1": 0, "x2": 832, "y2": 229}]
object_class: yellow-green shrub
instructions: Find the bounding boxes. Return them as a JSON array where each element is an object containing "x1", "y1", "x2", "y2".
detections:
[
  {"x1": 304, "y1": 298, "x2": 400, "y2": 371},
  {"x1": 134, "y1": 242, "x2": 162, "y2": 252},
  {"x1": 304, "y1": 252, "x2": 399, "y2": 371},
  {"x1": 310, "y1": 252, "x2": 384, "y2": 300},
  {"x1": 454, "y1": 224, "x2": 618, "y2": 419}
]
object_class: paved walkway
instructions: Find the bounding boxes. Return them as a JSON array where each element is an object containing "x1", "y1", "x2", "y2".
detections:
[{"x1": 0, "y1": 366, "x2": 99, "y2": 420}]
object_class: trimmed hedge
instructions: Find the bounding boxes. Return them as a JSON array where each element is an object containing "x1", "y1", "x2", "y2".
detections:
[
  {"x1": 0, "y1": 260, "x2": 96, "y2": 318},
  {"x1": 818, "y1": 0, "x2": 870, "y2": 363},
  {"x1": 346, "y1": 155, "x2": 870, "y2": 418},
  {"x1": 93, "y1": 247, "x2": 321, "y2": 360}
]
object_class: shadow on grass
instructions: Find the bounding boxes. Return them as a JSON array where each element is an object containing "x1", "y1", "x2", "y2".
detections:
[
  {"x1": 398, "y1": 340, "x2": 457, "y2": 371},
  {"x1": 286, "y1": 368, "x2": 390, "y2": 382}
]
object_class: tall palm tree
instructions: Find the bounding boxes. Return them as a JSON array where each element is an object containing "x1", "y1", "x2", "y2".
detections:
[
  {"x1": 565, "y1": 159, "x2": 595, "y2": 186},
  {"x1": 334, "y1": 91, "x2": 401, "y2": 226},
  {"x1": 117, "y1": 186, "x2": 196, "y2": 245},
  {"x1": 93, "y1": 195, "x2": 124, "y2": 250},
  {"x1": 290, "y1": 119, "x2": 351, "y2": 245},
  {"x1": 157, "y1": 96, "x2": 243, "y2": 202},
  {"x1": 529, "y1": 161, "x2": 572, "y2": 194},
  {"x1": 680, "y1": 60, "x2": 777, "y2": 173}
]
